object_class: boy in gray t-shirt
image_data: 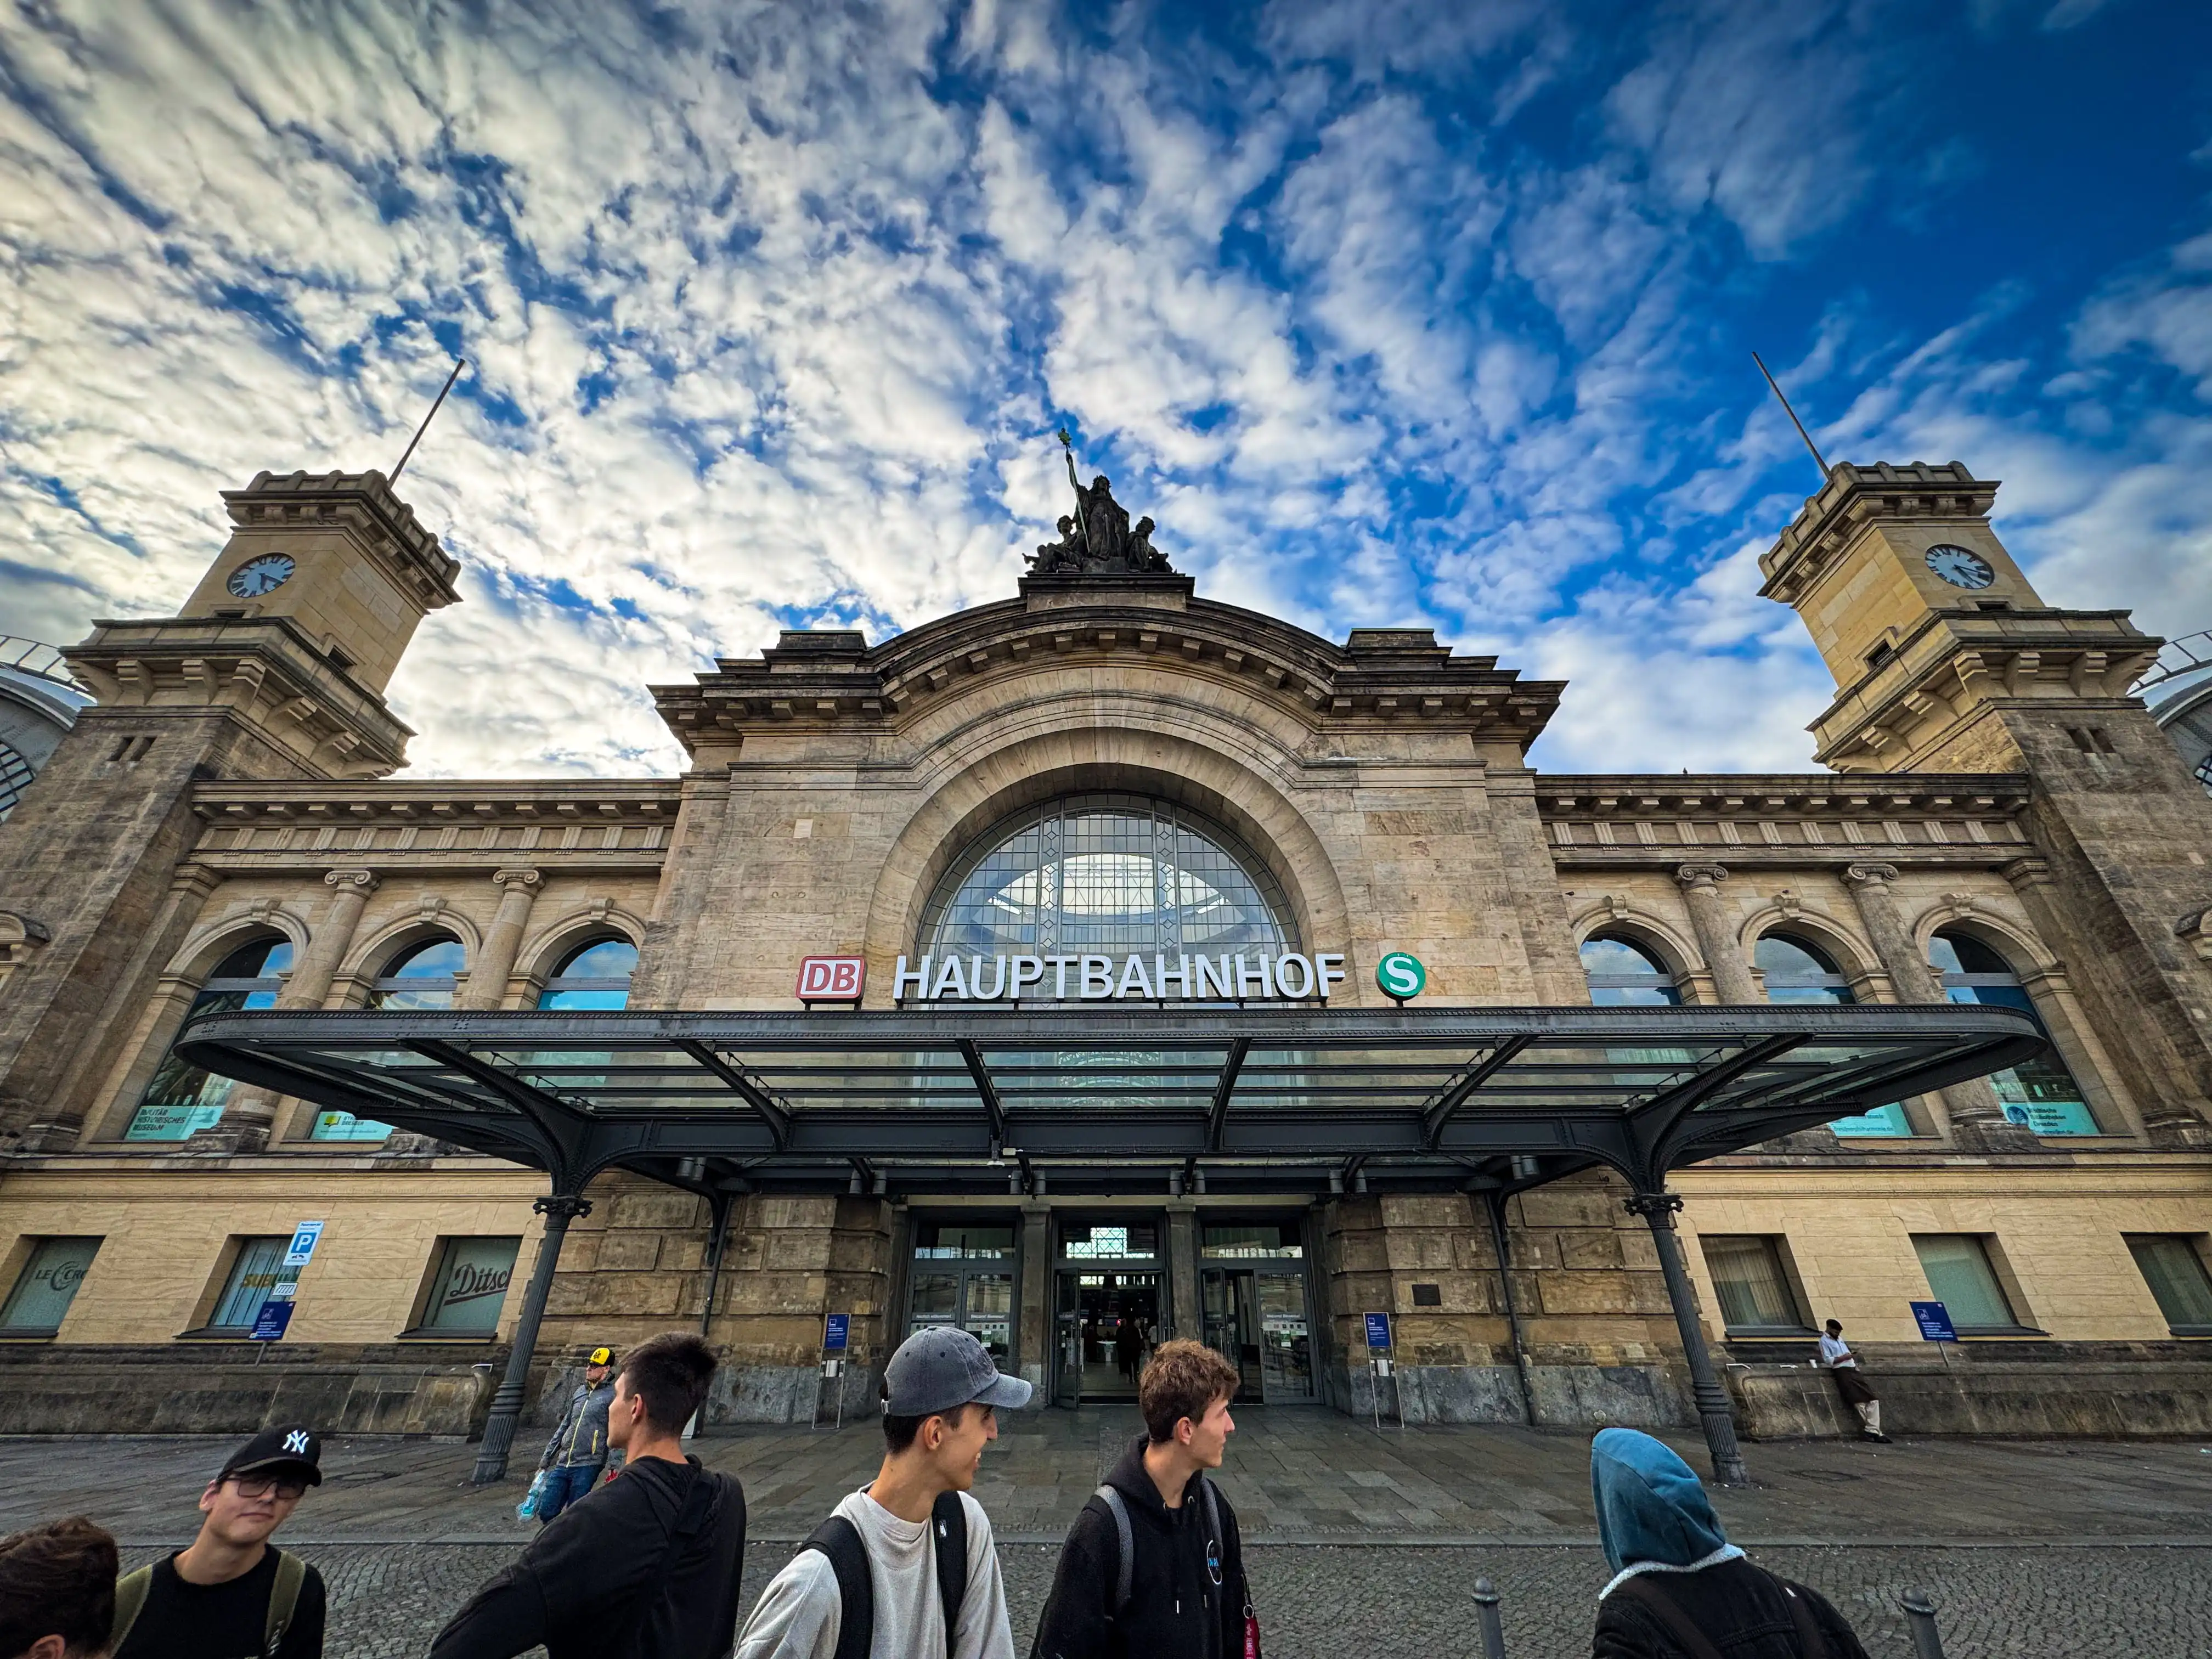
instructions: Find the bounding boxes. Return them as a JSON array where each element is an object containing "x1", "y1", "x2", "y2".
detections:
[{"x1": 737, "y1": 1328, "x2": 1030, "y2": 1659}]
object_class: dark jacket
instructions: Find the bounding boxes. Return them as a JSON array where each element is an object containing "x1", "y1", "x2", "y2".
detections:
[
  {"x1": 1029, "y1": 1435, "x2": 1246, "y2": 1659},
  {"x1": 428, "y1": 1454, "x2": 746, "y2": 1659},
  {"x1": 1593, "y1": 1560, "x2": 1872, "y2": 1659},
  {"x1": 541, "y1": 1378, "x2": 616, "y2": 1469}
]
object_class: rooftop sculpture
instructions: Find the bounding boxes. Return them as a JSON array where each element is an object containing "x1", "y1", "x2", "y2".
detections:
[{"x1": 1028, "y1": 430, "x2": 1175, "y2": 576}]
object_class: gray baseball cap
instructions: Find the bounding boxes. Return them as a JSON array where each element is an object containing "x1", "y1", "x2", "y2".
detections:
[{"x1": 884, "y1": 1326, "x2": 1034, "y2": 1416}]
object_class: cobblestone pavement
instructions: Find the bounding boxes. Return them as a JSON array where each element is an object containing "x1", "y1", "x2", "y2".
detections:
[{"x1": 117, "y1": 1539, "x2": 2212, "y2": 1658}]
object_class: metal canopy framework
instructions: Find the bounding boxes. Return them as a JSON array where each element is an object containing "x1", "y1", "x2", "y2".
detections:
[{"x1": 178, "y1": 1003, "x2": 2045, "y2": 1200}]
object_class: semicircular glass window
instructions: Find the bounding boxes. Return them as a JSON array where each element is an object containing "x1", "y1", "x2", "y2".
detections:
[
  {"x1": 126, "y1": 936, "x2": 293, "y2": 1142},
  {"x1": 921, "y1": 794, "x2": 1296, "y2": 966}
]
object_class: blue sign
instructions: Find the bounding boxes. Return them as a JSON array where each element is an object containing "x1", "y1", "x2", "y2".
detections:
[
  {"x1": 823, "y1": 1313, "x2": 850, "y2": 1352},
  {"x1": 1363, "y1": 1312, "x2": 1391, "y2": 1351},
  {"x1": 249, "y1": 1300, "x2": 295, "y2": 1342},
  {"x1": 283, "y1": 1221, "x2": 325, "y2": 1269},
  {"x1": 1910, "y1": 1300, "x2": 1957, "y2": 1342}
]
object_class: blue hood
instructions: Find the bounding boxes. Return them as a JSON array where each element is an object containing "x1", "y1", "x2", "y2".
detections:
[{"x1": 1590, "y1": 1427, "x2": 1735, "y2": 1577}]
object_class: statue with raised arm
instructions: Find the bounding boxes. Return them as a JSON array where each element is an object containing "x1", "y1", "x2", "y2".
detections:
[{"x1": 1034, "y1": 428, "x2": 1177, "y2": 576}]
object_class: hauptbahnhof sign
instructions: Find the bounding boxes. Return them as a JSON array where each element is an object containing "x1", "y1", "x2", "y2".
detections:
[{"x1": 890, "y1": 951, "x2": 1351, "y2": 1002}]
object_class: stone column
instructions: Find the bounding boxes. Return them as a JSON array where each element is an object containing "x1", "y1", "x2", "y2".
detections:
[
  {"x1": 1165, "y1": 1201, "x2": 1201, "y2": 1343},
  {"x1": 186, "y1": 868, "x2": 379, "y2": 1153},
  {"x1": 462, "y1": 868, "x2": 542, "y2": 1010},
  {"x1": 1626, "y1": 1190, "x2": 1747, "y2": 1487},
  {"x1": 1674, "y1": 864, "x2": 1758, "y2": 1003},
  {"x1": 1844, "y1": 862, "x2": 2034, "y2": 1152},
  {"x1": 1018, "y1": 1202, "x2": 1051, "y2": 1398},
  {"x1": 474, "y1": 1191, "x2": 592, "y2": 1484}
]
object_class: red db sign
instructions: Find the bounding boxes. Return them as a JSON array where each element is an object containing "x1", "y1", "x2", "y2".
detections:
[{"x1": 796, "y1": 956, "x2": 866, "y2": 1003}]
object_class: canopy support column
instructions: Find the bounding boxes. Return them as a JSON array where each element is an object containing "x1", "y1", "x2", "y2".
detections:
[
  {"x1": 1483, "y1": 1191, "x2": 1537, "y2": 1427},
  {"x1": 473, "y1": 1190, "x2": 592, "y2": 1485},
  {"x1": 1625, "y1": 1189, "x2": 1747, "y2": 1487}
]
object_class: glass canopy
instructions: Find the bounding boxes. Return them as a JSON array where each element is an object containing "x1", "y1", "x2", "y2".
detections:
[{"x1": 176, "y1": 1002, "x2": 2045, "y2": 1199}]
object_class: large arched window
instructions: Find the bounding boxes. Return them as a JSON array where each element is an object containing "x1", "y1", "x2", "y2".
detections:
[
  {"x1": 921, "y1": 794, "x2": 1296, "y2": 967},
  {"x1": 1756, "y1": 933, "x2": 1912, "y2": 1137},
  {"x1": 1579, "y1": 935, "x2": 1682, "y2": 1006},
  {"x1": 368, "y1": 937, "x2": 466, "y2": 1010},
  {"x1": 125, "y1": 937, "x2": 292, "y2": 1142},
  {"x1": 1930, "y1": 930, "x2": 2099, "y2": 1136},
  {"x1": 537, "y1": 938, "x2": 639, "y2": 1010}
]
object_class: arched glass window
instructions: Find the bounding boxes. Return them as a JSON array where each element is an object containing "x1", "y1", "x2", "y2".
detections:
[
  {"x1": 1930, "y1": 930, "x2": 2099, "y2": 1136},
  {"x1": 126, "y1": 938, "x2": 293, "y2": 1142},
  {"x1": 537, "y1": 938, "x2": 639, "y2": 1010},
  {"x1": 369, "y1": 938, "x2": 466, "y2": 1010},
  {"x1": 1754, "y1": 934, "x2": 1854, "y2": 1004},
  {"x1": 1579, "y1": 935, "x2": 1681, "y2": 1006},
  {"x1": 921, "y1": 794, "x2": 1295, "y2": 967}
]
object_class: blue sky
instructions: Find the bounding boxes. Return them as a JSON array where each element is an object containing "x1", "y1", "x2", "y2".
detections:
[{"x1": 3, "y1": 0, "x2": 2210, "y2": 776}]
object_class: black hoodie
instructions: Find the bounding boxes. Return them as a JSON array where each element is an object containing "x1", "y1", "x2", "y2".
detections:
[
  {"x1": 1029, "y1": 1436, "x2": 1248, "y2": 1659},
  {"x1": 428, "y1": 1454, "x2": 747, "y2": 1659}
]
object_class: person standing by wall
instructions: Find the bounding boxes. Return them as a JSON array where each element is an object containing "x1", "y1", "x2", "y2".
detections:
[
  {"x1": 430, "y1": 1331, "x2": 747, "y2": 1659},
  {"x1": 536, "y1": 1345, "x2": 618, "y2": 1522},
  {"x1": 736, "y1": 1326, "x2": 1029, "y2": 1659},
  {"x1": 1030, "y1": 1339, "x2": 1252, "y2": 1659},
  {"x1": 110, "y1": 1428, "x2": 327, "y2": 1658},
  {"x1": 1819, "y1": 1320, "x2": 1890, "y2": 1442},
  {"x1": 0, "y1": 1516, "x2": 116, "y2": 1659}
]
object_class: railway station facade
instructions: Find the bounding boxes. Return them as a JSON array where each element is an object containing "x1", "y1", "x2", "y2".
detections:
[{"x1": 1, "y1": 456, "x2": 2210, "y2": 1466}]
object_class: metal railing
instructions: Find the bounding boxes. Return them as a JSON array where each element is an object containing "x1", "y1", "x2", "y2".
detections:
[{"x1": 1467, "y1": 1577, "x2": 1948, "y2": 1656}]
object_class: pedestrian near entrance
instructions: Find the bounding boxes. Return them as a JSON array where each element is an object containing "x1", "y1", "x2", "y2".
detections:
[
  {"x1": 428, "y1": 1331, "x2": 747, "y2": 1659},
  {"x1": 535, "y1": 1345, "x2": 618, "y2": 1522},
  {"x1": 736, "y1": 1325, "x2": 1030, "y2": 1659},
  {"x1": 110, "y1": 1426, "x2": 328, "y2": 1659},
  {"x1": 1030, "y1": 1339, "x2": 1252, "y2": 1659},
  {"x1": 1590, "y1": 1427, "x2": 1870, "y2": 1659},
  {"x1": 1818, "y1": 1321, "x2": 1889, "y2": 1442},
  {"x1": 0, "y1": 1516, "x2": 116, "y2": 1659}
]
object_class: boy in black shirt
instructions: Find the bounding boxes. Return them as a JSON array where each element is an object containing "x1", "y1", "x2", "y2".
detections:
[{"x1": 111, "y1": 1426, "x2": 326, "y2": 1659}]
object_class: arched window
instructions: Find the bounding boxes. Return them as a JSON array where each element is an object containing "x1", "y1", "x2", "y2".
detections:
[
  {"x1": 1754, "y1": 934, "x2": 1854, "y2": 1003},
  {"x1": 1579, "y1": 935, "x2": 1681, "y2": 1006},
  {"x1": 126, "y1": 937, "x2": 292, "y2": 1142},
  {"x1": 1757, "y1": 933, "x2": 1914, "y2": 1136},
  {"x1": 1930, "y1": 930, "x2": 2099, "y2": 1136},
  {"x1": 537, "y1": 938, "x2": 639, "y2": 1010},
  {"x1": 368, "y1": 937, "x2": 466, "y2": 1010},
  {"x1": 921, "y1": 794, "x2": 1295, "y2": 968}
]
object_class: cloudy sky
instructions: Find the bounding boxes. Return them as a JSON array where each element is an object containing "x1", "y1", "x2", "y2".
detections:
[{"x1": 3, "y1": 0, "x2": 2209, "y2": 777}]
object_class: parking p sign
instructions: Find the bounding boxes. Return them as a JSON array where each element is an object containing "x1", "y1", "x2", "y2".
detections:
[{"x1": 284, "y1": 1221, "x2": 325, "y2": 1269}]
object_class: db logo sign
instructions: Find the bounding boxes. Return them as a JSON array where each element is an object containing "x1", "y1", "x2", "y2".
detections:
[{"x1": 796, "y1": 956, "x2": 866, "y2": 1003}]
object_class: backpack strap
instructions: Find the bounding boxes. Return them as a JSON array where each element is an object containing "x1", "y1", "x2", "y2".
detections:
[
  {"x1": 110, "y1": 1564, "x2": 153, "y2": 1653},
  {"x1": 263, "y1": 1549, "x2": 306, "y2": 1658},
  {"x1": 1094, "y1": 1485, "x2": 1135, "y2": 1617},
  {"x1": 932, "y1": 1489, "x2": 968, "y2": 1655},
  {"x1": 801, "y1": 1516, "x2": 872, "y2": 1659},
  {"x1": 1775, "y1": 1575, "x2": 1831, "y2": 1659},
  {"x1": 1612, "y1": 1575, "x2": 1729, "y2": 1659}
]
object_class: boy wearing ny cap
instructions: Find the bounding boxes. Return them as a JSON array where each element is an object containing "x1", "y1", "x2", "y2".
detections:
[
  {"x1": 111, "y1": 1426, "x2": 326, "y2": 1658},
  {"x1": 737, "y1": 1326, "x2": 1030, "y2": 1659},
  {"x1": 535, "y1": 1344, "x2": 618, "y2": 1523}
]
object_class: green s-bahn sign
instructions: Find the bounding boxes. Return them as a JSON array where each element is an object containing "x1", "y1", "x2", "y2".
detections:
[{"x1": 1375, "y1": 951, "x2": 1426, "y2": 1002}]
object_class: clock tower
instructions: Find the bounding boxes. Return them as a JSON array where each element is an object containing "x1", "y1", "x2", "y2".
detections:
[{"x1": 1763, "y1": 459, "x2": 2212, "y2": 1147}]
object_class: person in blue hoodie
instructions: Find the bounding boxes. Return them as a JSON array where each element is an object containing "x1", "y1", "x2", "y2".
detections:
[{"x1": 1590, "y1": 1428, "x2": 1870, "y2": 1659}]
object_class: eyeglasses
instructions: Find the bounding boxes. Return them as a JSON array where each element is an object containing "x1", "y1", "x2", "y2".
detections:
[{"x1": 228, "y1": 1475, "x2": 308, "y2": 1500}]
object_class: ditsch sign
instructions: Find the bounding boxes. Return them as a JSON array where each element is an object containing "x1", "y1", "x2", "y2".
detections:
[
  {"x1": 889, "y1": 950, "x2": 1350, "y2": 1003},
  {"x1": 796, "y1": 956, "x2": 867, "y2": 1002}
]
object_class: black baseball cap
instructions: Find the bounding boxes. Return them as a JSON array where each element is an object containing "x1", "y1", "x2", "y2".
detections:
[{"x1": 218, "y1": 1426, "x2": 323, "y2": 1487}]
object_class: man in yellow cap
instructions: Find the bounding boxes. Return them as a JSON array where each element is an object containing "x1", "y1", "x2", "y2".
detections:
[{"x1": 534, "y1": 1346, "x2": 616, "y2": 1525}]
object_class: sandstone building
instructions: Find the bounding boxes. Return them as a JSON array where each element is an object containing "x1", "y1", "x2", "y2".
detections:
[{"x1": 1, "y1": 456, "x2": 2208, "y2": 1475}]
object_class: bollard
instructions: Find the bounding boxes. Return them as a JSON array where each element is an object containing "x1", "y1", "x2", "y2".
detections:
[
  {"x1": 1472, "y1": 1576, "x2": 1508, "y2": 1659},
  {"x1": 1898, "y1": 1588, "x2": 1947, "y2": 1659}
]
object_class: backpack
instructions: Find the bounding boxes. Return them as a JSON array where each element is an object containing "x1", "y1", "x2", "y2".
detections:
[
  {"x1": 1092, "y1": 1477, "x2": 1225, "y2": 1616},
  {"x1": 111, "y1": 1548, "x2": 307, "y2": 1658},
  {"x1": 800, "y1": 1488, "x2": 969, "y2": 1659},
  {"x1": 1613, "y1": 1568, "x2": 1831, "y2": 1659}
]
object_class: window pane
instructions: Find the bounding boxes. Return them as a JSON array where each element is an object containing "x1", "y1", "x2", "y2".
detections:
[
  {"x1": 1939, "y1": 980, "x2": 2098, "y2": 1135},
  {"x1": 538, "y1": 939, "x2": 639, "y2": 1010},
  {"x1": 1911, "y1": 1234, "x2": 2017, "y2": 1329},
  {"x1": 386, "y1": 939, "x2": 466, "y2": 977},
  {"x1": 417, "y1": 1237, "x2": 521, "y2": 1333},
  {"x1": 211, "y1": 1238, "x2": 289, "y2": 1330},
  {"x1": 2126, "y1": 1235, "x2": 2212, "y2": 1330},
  {"x1": 1702, "y1": 1235, "x2": 1802, "y2": 1330},
  {"x1": 1580, "y1": 936, "x2": 1669, "y2": 977},
  {"x1": 1201, "y1": 1223, "x2": 1304, "y2": 1259},
  {"x1": 909, "y1": 1272, "x2": 959, "y2": 1319},
  {"x1": 0, "y1": 1239, "x2": 100, "y2": 1332},
  {"x1": 1755, "y1": 935, "x2": 1839, "y2": 978},
  {"x1": 913, "y1": 1223, "x2": 1014, "y2": 1259}
]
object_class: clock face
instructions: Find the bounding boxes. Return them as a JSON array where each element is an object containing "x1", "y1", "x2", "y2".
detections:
[
  {"x1": 226, "y1": 553, "x2": 296, "y2": 598},
  {"x1": 1924, "y1": 544, "x2": 1995, "y2": 590}
]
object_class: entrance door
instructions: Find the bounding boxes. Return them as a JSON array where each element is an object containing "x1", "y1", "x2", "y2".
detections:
[
  {"x1": 1056, "y1": 1271, "x2": 1160, "y2": 1403},
  {"x1": 1203, "y1": 1267, "x2": 1315, "y2": 1403}
]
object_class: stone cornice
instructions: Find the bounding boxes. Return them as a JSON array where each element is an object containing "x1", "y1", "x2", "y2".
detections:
[
  {"x1": 653, "y1": 580, "x2": 1562, "y2": 759},
  {"x1": 1758, "y1": 460, "x2": 1999, "y2": 606},
  {"x1": 221, "y1": 469, "x2": 461, "y2": 611}
]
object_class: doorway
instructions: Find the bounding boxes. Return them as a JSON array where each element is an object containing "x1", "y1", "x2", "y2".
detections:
[
  {"x1": 1202, "y1": 1268, "x2": 1314, "y2": 1402},
  {"x1": 1055, "y1": 1271, "x2": 1160, "y2": 1403}
]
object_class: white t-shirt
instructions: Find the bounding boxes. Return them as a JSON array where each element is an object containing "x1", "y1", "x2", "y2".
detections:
[
  {"x1": 736, "y1": 1487, "x2": 1014, "y2": 1659},
  {"x1": 1819, "y1": 1333, "x2": 1855, "y2": 1368}
]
